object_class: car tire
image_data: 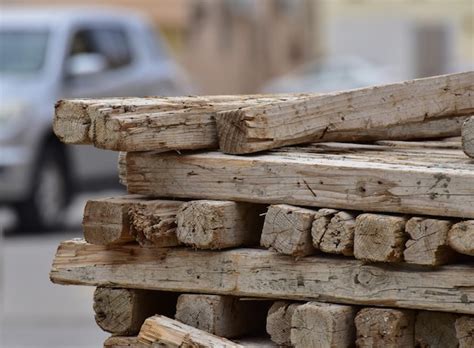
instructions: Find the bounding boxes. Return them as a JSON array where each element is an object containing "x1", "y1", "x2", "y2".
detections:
[{"x1": 14, "y1": 143, "x2": 71, "y2": 232}]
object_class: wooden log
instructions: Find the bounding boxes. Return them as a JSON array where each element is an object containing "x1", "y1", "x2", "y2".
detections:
[
  {"x1": 103, "y1": 336, "x2": 148, "y2": 348},
  {"x1": 312, "y1": 209, "x2": 356, "y2": 256},
  {"x1": 404, "y1": 217, "x2": 456, "y2": 266},
  {"x1": 354, "y1": 214, "x2": 408, "y2": 263},
  {"x1": 266, "y1": 301, "x2": 301, "y2": 346},
  {"x1": 455, "y1": 316, "x2": 474, "y2": 348},
  {"x1": 415, "y1": 311, "x2": 459, "y2": 348},
  {"x1": 176, "y1": 200, "x2": 264, "y2": 249},
  {"x1": 215, "y1": 72, "x2": 474, "y2": 154},
  {"x1": 448, "y1": 221, "x2": 474, "y2": 256},
  {"x1": 54, "y1": 94, "x2": 307, "y2": 150},
  {"x1": 462, "y1": 116, "x2": 474, "y2": 158},
  {"x1": 82, "y1": 195, "x2": 145, "y2": 245},
  {"x1": 355, "y1": 308, "x2": 415, "y2": 348},
  {"x1": 121, "y1": 142, "x2": 474, "y2": 219},
  {"x1": 128, "y1": 200, "x2": 183, "y2": 247},
  {"x1": 290, "y1": 302, "x2": 356, "y2": 348},
  {"x1": 137, "y1": 315, "x2": 243, "y2": 347},
  {"x1": 175, "y1": 294, "x2": 268, "y2": 338},
  {"x1": 260, "y1": 204, "x2": 317, "y2": 257},
  {"x1": 93, "y1": 287, "x2": 178, "y2": 336},
  {"x1": 50, "y1": 240, "x2": 474, "y2": 314}
]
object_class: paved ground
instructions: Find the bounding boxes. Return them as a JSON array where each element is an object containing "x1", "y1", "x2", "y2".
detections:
[{"x1": 0, "y1": 193, "x2": 119, "y2": 348}]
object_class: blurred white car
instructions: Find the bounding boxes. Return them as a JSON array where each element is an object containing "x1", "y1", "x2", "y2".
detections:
[
  {"x1": 0, "y1": 8, "x2": 190, "y2": 230},
  {"x1": 262, "y1": 56, "x2": 396, "y2": 94}
]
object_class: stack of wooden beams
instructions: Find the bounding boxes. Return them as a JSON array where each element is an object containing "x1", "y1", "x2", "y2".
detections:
[{"x1": 50, "y1": 72, "x2": 474, "y2": 348}]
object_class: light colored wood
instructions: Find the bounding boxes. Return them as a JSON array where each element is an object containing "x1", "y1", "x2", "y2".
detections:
[
  {"x1": 137, "y1": 315, "x2": 243, "y2": 347},
  {"x1": 175, "y1": 294, "x2": 268, "y2": 338},
  {"x1": 448, "y1": 221, "x2": 474, "y2": 256},
  {"x1": 103, "y1": 336, "x2": 148, "y2": 348},
  {"x1": 404, "y1": 217, "x2": 455, "y2": 266},
  {"x1": 176, "y1": 200, "x2": 264, "y2": 249},
  {"x1": 455, "y1": 316, "x2": 474, "y2": 348},
  {"x1": 215, "y1": 72, "x2": 474, "y2": 153},
  {"x1": 260, "y1": 204, "x2": 316, "y2": 257},
  {"x1": 50, "y1": 240, "x2": 474, "y2": 314},
  {"x1": 355, "y1": 308, "x2": 415, "y2": 348},
  {"x1": 54, "y1": 94, "x2": 307, "y2": 150},
  {"x1": 354, "y1": 214, "x2": 407, "y2": 263},
  {"x1": 312, "y1": 209, "x2": 355, "y2": 256},
  {"x1": 266, "y1": 301, "x2": 301, "y2": 346},
  {"x1": 121, "y1": 142, "x2": 474, "y2": 219},
  {"x1": 82, "y1": 195, "x2": 146, "y2": 245},
  {"x1": 93, "y1": 287, "x2": 177, "y2": 336},
  {"x1": 128, "y1": 200, "x2": 183, "y2": 247},
  {"x1": 462, "y1": 116, "x2": 474, "y2": 158},
  {"x1": 415, "y1": 311, "x2": 459, "y2": 348},
  {"x1": 290, "y1": 302, "x2": 356, "y2": 348}
]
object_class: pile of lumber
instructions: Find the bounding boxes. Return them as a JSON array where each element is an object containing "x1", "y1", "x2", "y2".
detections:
[{"x1": 50, "y1": 72, "x2": 474, "y2": 347}]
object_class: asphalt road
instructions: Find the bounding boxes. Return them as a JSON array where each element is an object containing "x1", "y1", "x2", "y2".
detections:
[{"x1": 0, "y1": 193, "x2": 119, "y2": 348}]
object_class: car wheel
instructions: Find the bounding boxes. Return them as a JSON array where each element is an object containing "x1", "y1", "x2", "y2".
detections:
[{"x1": 15, "y1": 144, "x2": 71, "y2": 232}]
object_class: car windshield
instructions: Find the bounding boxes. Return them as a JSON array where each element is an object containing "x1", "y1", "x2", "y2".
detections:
[{"x1": 0, "y1": 30, "x2": 49, "y2": 75}]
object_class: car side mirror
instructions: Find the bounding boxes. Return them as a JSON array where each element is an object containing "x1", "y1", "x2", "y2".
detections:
[{"x1": 66, "y1": 53, "x2": 108, "y2": 78}]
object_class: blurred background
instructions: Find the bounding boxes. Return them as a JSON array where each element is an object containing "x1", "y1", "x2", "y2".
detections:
[{"x1": 0, "y1": 0, "x2": 472, "y2": 346}]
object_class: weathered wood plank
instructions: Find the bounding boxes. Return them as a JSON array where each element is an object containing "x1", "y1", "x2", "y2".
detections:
[
  {"x1": 82, "y1": 195, "x2": 145, "y2": 245},
  {"x1": 54, "y1": 94, "x2": 307, "y2": 150},
  {"x1": 260, "y1": 204, "x2": 316, "y2": 256},
  {"x1": 121, "y1": 142, "x2": 474, "y2": 218},
  {"x1": 312, "y1": 209, "x2": 356, "y2": 256},
  {"x1": 354, "y1": 214, "x2": 407, "y2": 263},
  {"x1": 103, "y1": 336, "x2": 148, "y2": 348},
  {"x1": 128, "y1": 200, "x2": 183, "y2": 247},
  {"x1": 93, "y1": 287, "x2": 178, "y2": 336},
  {"x1": 448, "y1": 221, "x2": 474, "y2": 256},
  {"x1": 138, "y1": 315, "x2": 242, "y2": 347},
  {"x1": 463, "y1": 116, "x2": 474, "y2": 158},
  {"x1": 50, "y1": 240, "x2": 474, "y2": 314},
  {"x1": 290, "y1": 302, "x2": 356, "y2": 348},
  {"x1": 176, "y1": 200, "x2": 264, "y2": 249},
  {"x1": 404, "y1": 217, "x2": 456, "y2": 266},
  {"x1": 175, "y1": 294, "x2": 268, "y2": 338},
  {"x1": 415, "y1": 311, "x2": 459, "y2": 348},
  {"x1": 355, "y1": 308, "x2": 415, "y2": 348},
  {"x1": 455, "y1": 316, "x2": 474, "y2": 348},
  {"x1": 266, "y1": 301, "x2": 301, "y2": 346},
  {"x1": 216, "y1": 72, "x2": 474, "y2": 153}
]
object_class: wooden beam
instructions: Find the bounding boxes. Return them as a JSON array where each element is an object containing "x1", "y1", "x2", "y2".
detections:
[
  {"x1": 462, "y1": 116, "x2": 474, "y2": 158},
  {"x1": 121, "y1": 142, "x2": 474, "y2": 218},
  {"x1": 82, "y1": 195, "x2": 145, "y2": 245},
  {"x1": 176, "y1": 201, "x2": 264, "y2": 249},
  {"x1": 415, "y1": 311, "x2": 459, "y2": 348},
  {"x1": 260, "y1": 204, "x2": 316, "y2": 256},
  {"x1": 354, "y1": 214, "x2": 407, "y2": 263},
  {"x1": 128, "y1": 200, "x2": 183, "y2": 247},
  {"x1": 455, "y1": 316, "x2": 474, "y2": 348},
  {"x1": 355, "y1": 308, "x2": 415, "y2": 348},
  {"x1": 50, "y1": 240, "x2": 474, "y2": 314},
  {"x1": 175, "y1": 294, "x2": 268, "y2": 338},
  {"x1": 290, "y1": 302, "x2": 356, "y2": 348},
  {"x1": 137, "y1": 315, "x2": 243, "y2": 347},
  {"x1": 103, "y1": 336, "x2": 147, "y2": 348},
  {"x1": 215, "y1": 72, "x2": 474, "y2": 154},
  {"x1": 93, "y1": 287, "x2": 178, "y2": 335},
  {"x1": 404, "y1": 217, "x2": 456, "y2": 266},
  {"x1": 312, "y1": 209, "x2": 355, "y2": 256},
  {"x1": 266, "y1": 301, "x2": 301, "y2": 346},
  {"x1": 54, "y1": 94, "x2": 307, "y2": 150},
  {"x1": 448, "y1": 221, "x2": 474, "y2": 256}
]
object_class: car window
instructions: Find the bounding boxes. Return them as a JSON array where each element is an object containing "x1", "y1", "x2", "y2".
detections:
[{"x1": 69, "y1": 27, "x2": 133, "y2": 70}]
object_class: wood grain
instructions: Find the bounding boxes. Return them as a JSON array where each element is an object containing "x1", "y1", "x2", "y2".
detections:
[
  {"x1": 266, "y1": 301, "x2": 301, "y2": 346},
  {"x1": 216, "y1": 72, "x2": 474, "y2": 153},
  {"x1": 463, "y1": 116, "x2": 474, "y2": 158},
  {"x1": 448, "y1": 221, "x2": 474, "y2": 256},
  {"x1": 50, "y1": 240, "x2": 474, "y2": 314}
]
